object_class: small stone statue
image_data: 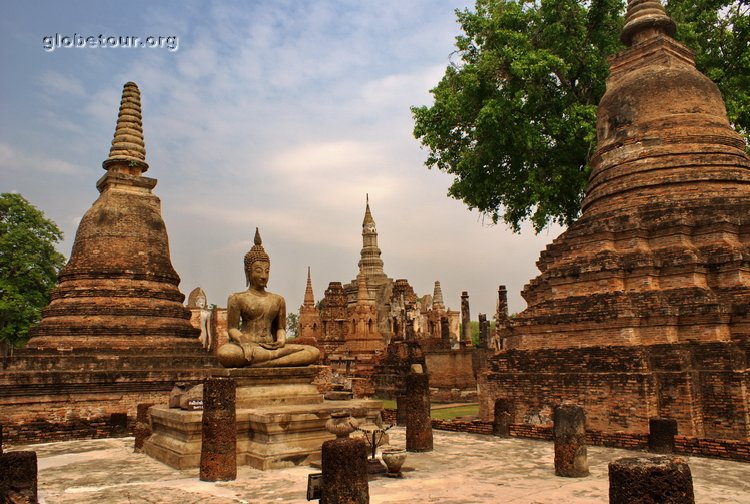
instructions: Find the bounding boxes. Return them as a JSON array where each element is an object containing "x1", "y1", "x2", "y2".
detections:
[
  {"x1": 217, "y1": 228, "x2": 320, "y2": 368},
  {"x1": 188, "y1": 287, "x2": 212, "y2": 349}
]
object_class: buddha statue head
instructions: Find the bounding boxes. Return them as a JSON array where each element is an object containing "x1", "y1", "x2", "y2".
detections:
[{"x1": 244, "y1": 227, "x2": 270, "y2": 288}]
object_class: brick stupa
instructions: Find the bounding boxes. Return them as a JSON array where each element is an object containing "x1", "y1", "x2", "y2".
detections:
[
  {"x1": 29, "y1": 82, "x2": 198, "y2": 348},
  {"x1": 0, "y1": 82, "x2": 217, "y2": 444},
  {"x1": 481, "y1": 0, "x2": 750, "y2": 440}
]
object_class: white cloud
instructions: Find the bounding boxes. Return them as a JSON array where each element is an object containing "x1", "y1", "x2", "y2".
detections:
[
  {"x1": 39, "y1": 71, "x2": 86, "y2": 97},
  {"x1": 0, "y1": 143, "x2": 80, "y2": 174}
]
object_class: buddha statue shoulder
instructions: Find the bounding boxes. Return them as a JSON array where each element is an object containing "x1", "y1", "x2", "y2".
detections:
[{"x1": 217, "y1": 228, "x2": 321, "y2": 368}]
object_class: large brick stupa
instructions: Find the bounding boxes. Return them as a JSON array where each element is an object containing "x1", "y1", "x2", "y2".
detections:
[
  {"x1": 28, "y1": 82, "x2": 198, "y2": 348},
  {"x1": 481, "y1": 0, "x2": 750, "y2": 440},
  {"x1": 1, "y1": 83, "x2": 217, "y2": 444}
]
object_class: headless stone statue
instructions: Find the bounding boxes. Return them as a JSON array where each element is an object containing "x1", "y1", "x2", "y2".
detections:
[{"x1": 217, "y1": 228, "x2": 320, "y2": 368}]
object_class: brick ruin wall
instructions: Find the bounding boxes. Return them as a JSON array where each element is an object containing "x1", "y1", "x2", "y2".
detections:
[
  {"x1": 478, "y1": 340, "x2": 750, "y2": 441},
  {"x1": 1, "y1": 388, "x2": 178, "y2": 446},
  {"x1": 425, "y1": 349, "x2": 477, "y2": 402}
]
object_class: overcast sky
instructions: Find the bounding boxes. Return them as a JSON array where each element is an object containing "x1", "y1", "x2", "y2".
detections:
[{"x1": 0, "y1": 0, "x2": 564, "y2": 320}]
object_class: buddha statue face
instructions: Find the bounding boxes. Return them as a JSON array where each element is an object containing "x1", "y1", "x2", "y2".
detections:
[{"x1": 248, "y1": 260, "x2": 270, "y2": 290}]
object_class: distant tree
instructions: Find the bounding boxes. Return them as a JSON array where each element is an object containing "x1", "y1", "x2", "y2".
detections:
[
  {"x1": 0, "y1": 193, "x2": 65, "y2": 351},
  {"x1": 412, "y1": 0, "x2": 749, "y2": 232},
  {"x1": 286, "y1": 311, "x2": 300, "y2": 339}
]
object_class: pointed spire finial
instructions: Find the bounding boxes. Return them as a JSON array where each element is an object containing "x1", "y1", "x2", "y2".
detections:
[
  {"x1": 433, "y1": 281, "x2": 445, "y2": 310},
  {"x1": 254, "y1": 227, "x2": 262, "y2": 246},
  {"x1": 620, "y1": 0, "x2": 676, "y2": 46},
  {"x1": 303, "y1": 266, "x2": 315, "y2": 307},
  {"x1": 103, "y1": 81, "x2": 148, "y2": 173},
  {"x1": 363, "y1": 194, "x2": 375, "y2": 227}
]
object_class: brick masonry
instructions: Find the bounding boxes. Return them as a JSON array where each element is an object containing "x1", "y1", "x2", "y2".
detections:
[{"x1": 480, "y1": 0, "x2": 750, "y2": 445}]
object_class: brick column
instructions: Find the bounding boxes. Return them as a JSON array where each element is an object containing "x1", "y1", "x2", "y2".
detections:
[
  {"x1": 199, "y1": 377, "x2": 236, "y2": 482},
  {"x1": 406, "y1": 365, "x2": 433, "y2": 452},
  {"x1": 0, "y1": 451, "x2": 37, "y2": 504},
  {"x1": 440, "y1": 316, "x2": 450, "y2": 345},
  {"x1": 553, "y1": 403, "x2": 589, "y2": 477},
  {"x1": 478, "y1": 313, "x2": 488, "y2": 348},
  {"x1": 322, "y1": 412, "x2": 368, "y2": 504},
  {"x1": 609, "y1": 456, "x2": 694, "y2": 504},
  {"x1": 649, "y1": 417, "x2": 678, "y2": 454},
  {"x1": 133, "y1": 403, "x2": 155, "y2": 453},
  {"x1": 460, "y1": 291, "x2": 471, "y2": 345}
]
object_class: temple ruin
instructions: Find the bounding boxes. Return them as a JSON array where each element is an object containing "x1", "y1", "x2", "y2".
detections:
[
  {"x1": 297, "y1": 197, "x2": 475, "y2": 400},
  {"x1": 479, "y1": 0, "x2": 750, "y2": 440},
  {"x1": 0, "y1": 82, "x2": 217, "y2": 443}
]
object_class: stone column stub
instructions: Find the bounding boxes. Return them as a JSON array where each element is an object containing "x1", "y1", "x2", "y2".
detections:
[
  {"x1": 199, "y1": 376, "x2": 237, "y2": 482},
  {"x1": 609, "y1": 456, "x2": 694, "y2": 504},
  {"x1": 553, "y1": 403, "x2": 589, "y2": 477}
]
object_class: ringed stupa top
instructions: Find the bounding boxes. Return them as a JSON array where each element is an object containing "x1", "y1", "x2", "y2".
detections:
[
  {"x1": 102, "y1": 81, "x2": 148, "y2": 173},
  {"x1": 28, "y1": 82, "x2": 198, "y2": 348},
  {"x1": 581, "y1": 0, "x2": 749, "y2": 217}
]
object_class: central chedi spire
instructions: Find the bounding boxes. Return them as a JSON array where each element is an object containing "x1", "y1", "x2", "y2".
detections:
[
  {"x1": 29, "y1": 82, "x2": 199, "y2": 348},
  {"x1": 482, "y1": 0, "x2": 750, "y2": 441},
  {"x1": 359, "y1": 194, "x2": 386, "y2": 280}
]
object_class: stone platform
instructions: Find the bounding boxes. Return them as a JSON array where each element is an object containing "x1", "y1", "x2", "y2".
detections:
[{"x1": 143, "y1": 366, "x2": 383, "y2": 470}]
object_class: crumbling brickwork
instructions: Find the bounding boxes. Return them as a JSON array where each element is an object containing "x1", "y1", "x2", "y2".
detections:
[{"x1": 481, "y1": 0, "x2": 750, "y2": 442}]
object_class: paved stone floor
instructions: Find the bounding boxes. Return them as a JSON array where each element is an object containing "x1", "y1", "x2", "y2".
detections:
[{"x1": 12, "y1": 427, "x2": 750, "y2": 503}]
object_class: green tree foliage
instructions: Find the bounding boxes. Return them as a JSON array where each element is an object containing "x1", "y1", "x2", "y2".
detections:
[
  {"x1": 286, "y1": 311, "x2": 300, "y2": 339},
  {"x1": 412, "y1": 0, "x2": 750, "y2": 232},
  {"x1": 0, "y1": 193, "x2": 65, "y2": 348}
]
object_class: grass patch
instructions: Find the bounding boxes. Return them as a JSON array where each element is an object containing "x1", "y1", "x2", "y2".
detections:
[
  {"x1": 376, "y1": 398, "x2": 397, "y2": 410},
  {"x1": 430, "y1": 405, "x2": 479, "y2": 420}
]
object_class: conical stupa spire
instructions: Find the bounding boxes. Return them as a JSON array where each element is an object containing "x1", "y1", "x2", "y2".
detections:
[
  {"x1": 433, "y1": 281, "x2": 445, "y2": 310},
  {"x1": 103, "y1": 82, "x2": 148, "y2": 173},
  {"x1": 620, "y1": 0, "x2": 676, "y2": 46},
  {"x1": 356, "y1": 265, "x2": 372, "y2": 305},
  {"x1": 363, "y1": 193, "x2": 375, "y2": 227},
  {"x1": 303, "y1": 266, "x2": 315, "y2": 307}
]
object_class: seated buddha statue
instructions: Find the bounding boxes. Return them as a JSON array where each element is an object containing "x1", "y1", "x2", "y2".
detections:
[{"x1": 217, "y1": 228, "x2": 321, "y2": 368}]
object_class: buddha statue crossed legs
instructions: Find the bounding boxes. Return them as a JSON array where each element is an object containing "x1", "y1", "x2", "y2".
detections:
[{"x1": 217, "y1": 228, "x2": 320, "y2": 368}]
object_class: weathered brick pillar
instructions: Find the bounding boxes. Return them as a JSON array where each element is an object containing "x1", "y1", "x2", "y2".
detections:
[
  {"x1": 460, "y1": 291, "x2": 471, "y2": 345},
  {"x1": 553, "y1": 403, "x2": 589, "y2": 477},
  {"x1": 496, "y1": 285, "x2": 508, "y2": 325},
  {"x1": 440, "y1": 316, "x2": 450, "y2": 345},
  {"x1": 649, "y1": 417, "x2": 678, "y2": 454},
  {"x1": 406, "y1": 365, "x2": 433, "y2": 452},
  {"x1": 609, "y1": 456, "x2": 694, "y2": 504},
  {"x1": 493, "y1": 399, "x2": 512, "y2": 437},
  {"x1": 199, "y1": 377, "x2": 236, "y2": 482},
  {"x1": 133, "y1": 403, "x2": 155, "y2": 453},
  {"x1": 478, "y1": 313, "x2": 488, "y2": 348},
  {"x1": 396, "y1": 394, "x2": 408, "y2": 426},
  {"x1": 0, "y1": 424, "x2": 3, "y2": 455},
  {"x1": 110, "y1": 412, "x2": 129, "y2": 437},
  {"x1": 322, "y1": 412, "x2": 369, "y2": 504},
  {"x1": 0, "y1": 451, "x2": 38, "y2": 504}
]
